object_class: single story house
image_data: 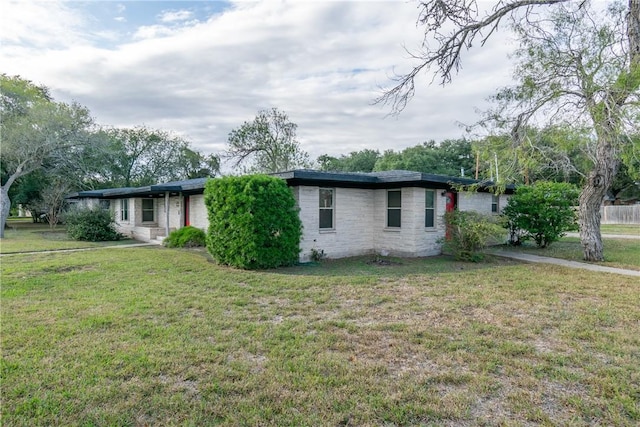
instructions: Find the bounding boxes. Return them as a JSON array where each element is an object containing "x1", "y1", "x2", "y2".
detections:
[{"x1": 66, "y1": 170, "x2": 511, "y2": 262}]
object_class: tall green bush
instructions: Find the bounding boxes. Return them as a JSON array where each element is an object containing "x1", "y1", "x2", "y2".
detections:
[
  {"x1": 205, "y1": 175, "x2": 301, "y2": 269},
  {"x1": 503, "y1": 181, "x2": 579, "y2": 248},
  {"x1": 442, "y1": 210, "x2": 505, "y2": 262},
  {"x1": 65, "y1": 206, "x2": 121, "y2": 241}
]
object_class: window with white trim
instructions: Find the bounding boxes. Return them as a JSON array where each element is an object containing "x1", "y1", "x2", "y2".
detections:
[
  {"x1": 120, "y1": 199, "x2": 129, "y2": 221},
  {"x1": 319, "y1": 188, "x2": 334, "y2": 230},
  {"x1": 387, "y1": 190, "x2": 401, "y2": 228},
  {"x1": 491, "y1": 195, "x2": 499, "y2": 213},
  {"x1": 142, "y1": 198, "x2": 155, "y2": 222},
  {"x1": 425, "y1": 190, "x2": 436, "y2": 228}
]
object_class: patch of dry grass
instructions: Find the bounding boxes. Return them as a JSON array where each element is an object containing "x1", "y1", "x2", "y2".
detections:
[{"x1": 2, "y1": 247, "x2": 639, "y2": 426}]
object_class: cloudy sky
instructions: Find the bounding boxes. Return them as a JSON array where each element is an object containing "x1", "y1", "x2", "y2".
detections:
[{"x1": 2, "y1": 0, "x2": 516, "y2": 164}]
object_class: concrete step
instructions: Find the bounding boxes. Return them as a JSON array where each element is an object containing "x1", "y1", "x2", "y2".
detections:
[{"x1": 152, "y1": 236, "x2": 166, "y2": 245}]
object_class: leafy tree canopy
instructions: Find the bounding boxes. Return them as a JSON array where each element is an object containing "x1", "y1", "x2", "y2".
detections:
[
  {"x1": 100, "y1": 126, "x2": 219, "y2": 188},
  {"x1": 317, "y1": 149, "x2": 380, "y2": 172},
  {"x1": 226, "y1": 108, "x2": 310, "y2": 174},
  {"x1": 1, "y1": 74, "x2": 96, "y2": 235},
  {"x1": 373, "y1": 139, "x2": 475, "y2": 177}
]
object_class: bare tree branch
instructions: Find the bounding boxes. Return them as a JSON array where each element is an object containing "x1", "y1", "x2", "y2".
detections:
[{"x1": 375, "y1": 0, "x2": 570, "y2": 113}]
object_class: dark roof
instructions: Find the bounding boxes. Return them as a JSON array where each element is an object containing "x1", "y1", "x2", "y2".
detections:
[
  {"x1": 67, "y1": 171, "x2": 511, "y2": 200},
  {"x1": 273, "y1": 170, "x2": 509, "y2": 192},
  {"x1": 66, "y1": 178, "x2": 209, "y2": 200}
]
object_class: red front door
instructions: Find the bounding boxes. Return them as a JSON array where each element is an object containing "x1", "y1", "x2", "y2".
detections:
[
  {"x1": 445, "y1": 192, "x2": 457, "y2": 239},
  {"x1": 445, "y1": 192, "x2": 457, "y2": 212}
]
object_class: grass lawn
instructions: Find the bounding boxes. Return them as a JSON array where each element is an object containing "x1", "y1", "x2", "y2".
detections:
[
  {"x1": 502, "y1": 236, "x2": 640, "y2": 271},
  {"x1": 0, "y1": 221, "x2": 134, "y2": 254},
  {"x1": 600, "y1": 224, "x2": 640, "y2": 235},
  {"x1": 2, "y1": 246, "x2": 639, "y2": 426}
]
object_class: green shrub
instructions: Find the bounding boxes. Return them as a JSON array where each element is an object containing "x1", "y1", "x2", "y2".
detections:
[
  {"x1": 503, "y1": 182, "x2": 579, "y2": 248},
  {"x1": 64, "y1": 206, "x2": 121, "y2": 242},
  {"x1": 163, "y1": 226, "x2": 206, "y2": 248},
  {"x1": 205, "y1": 175, "x2": 302, "y2": 269},
  {"x1": 442, "y1": 210, "x2": 505, "y2": 262}
]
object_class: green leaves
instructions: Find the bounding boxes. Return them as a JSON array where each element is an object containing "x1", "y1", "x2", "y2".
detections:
[
  {"x1": 64, "y1": 206, "x2": 121, "y2": 242},
  {"x1": 226, "y1": 108, "x2": 310, "y2": 174},
  {"x1": 163, "y1": 226, "x2": 206, "y2": 248},
  {"x1": 103, "y1": 126, "x2": 217, "y2": 188},
  {"x1": 442, "y1": 210, "x2": 505, "y2": 262},
  {"x1": 503, "y1": 181, "x2": 579, "y2": 248},
  {"x1": 205, "y1": 175, "x2": 302, "y2": 269}
]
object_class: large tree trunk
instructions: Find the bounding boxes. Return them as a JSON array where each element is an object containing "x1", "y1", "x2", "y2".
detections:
[
  {"x1": 579, "y1": 0, "x2": 638, "y2": 262},
  {"x1": 579, "y1": 183, "x2": 606, "y2": 262},
  {"x1": 579, "y1": 132, "x2": 620, "y2": 261},
  {"x1": 0, "y1": 186, "x2": 11, "y2": 239}
]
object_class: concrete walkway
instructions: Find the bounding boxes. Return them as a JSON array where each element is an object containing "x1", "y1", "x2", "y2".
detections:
[
  {"x1": 0, "y1": 242, "x2": 156, "y2": 257},
  {"x1": 489, "y1": 250, "x2": 640, "y2": 277},
  {"x1": 565, "y1": 232, "x2": 640, "y2": 240}
]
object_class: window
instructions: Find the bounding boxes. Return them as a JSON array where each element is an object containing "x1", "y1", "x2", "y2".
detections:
[
  {"x1": 120, "y1": 199, "x2": 129, "y2": 221},
  {"x1": 319, "y1": 188, "x2": 334, "y2": 229},
  {"x1": 142, "y1": 198, "x2": 155, "y2": 222},
  {"x1": 491, "y1": 195, "x2": 499, "y2": 213},
  {"x1": 425, "y1": 190, "x2": 435, "y2": 228},
  {"x1": 99, "y1": 200, "x2": 110, "y2": 211},
  {"x1": 387, "y1": 190, "x2": 401, "y2": 228}
]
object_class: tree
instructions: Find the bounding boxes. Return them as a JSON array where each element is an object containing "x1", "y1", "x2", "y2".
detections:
[
  {"x1": 373, "y1": 139, "x2": 475, "y2": 176},
  {"x1": 101, "y1": 126, "x2": 219, "y2": 188},
  {"x1": 8, "y1": 171, "x2": 47, "y2": 222},
  {"x1": 378, "y1": 0, "x2": 639, "y2": 261},
  {"x1": 177, "y1": 147, "x2": 220, "y2": 180},
  {"x1": 503, "y1": 182, "x2": 580, "y2": 248},
  {"x1": 1, "y1": 75, "x2": 94, "y2": 237},
  {"x1": 317, "y1": 149, "x2": 380, "y2": 172},
  {"x1": 226, "y1": 108, "x2": 310, "y2": 173},
  {"x1": 473, "y1": 125, "x2": 592, "y2": 185}
]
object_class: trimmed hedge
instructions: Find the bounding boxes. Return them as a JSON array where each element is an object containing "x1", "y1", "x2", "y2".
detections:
[
  {"x1": 65, "y1": 206, "x2": 121, "y2": 242},
  {"x1": 205, "y1": 175, "x2": 302, "y2": 269},
  {"x1": 163, "y1": 226, "x2": 206, "y2": 248}
]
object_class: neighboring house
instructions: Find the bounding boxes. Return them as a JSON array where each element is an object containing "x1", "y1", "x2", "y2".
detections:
[{"x1": 66, "y1": 170, "x2": 511, "y2": 261}]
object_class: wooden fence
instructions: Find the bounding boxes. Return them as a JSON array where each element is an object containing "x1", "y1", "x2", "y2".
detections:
[{"x1": 600, "y1": 205, "x2": 640, "y2": 224}]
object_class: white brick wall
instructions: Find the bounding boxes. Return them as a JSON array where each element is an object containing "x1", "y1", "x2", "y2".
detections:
[
  {"x1": 106, "y1": 186, "x2": 509, "y2": 255},
  {"x1": 295, "y1": 186, "x2": 450, "y2": 261},
  {"x1": 372, "y1": 187, "x2": 448, "y2": 257},
  {"x1": 297, "y1": 186, "x2": 376, "y2": 262},
  {"x1": 189, "y1": 194, "x2": 208, "y2": 230},
  {"x1": 457, "y1": 191, "x2": 509, "y2": 215}
]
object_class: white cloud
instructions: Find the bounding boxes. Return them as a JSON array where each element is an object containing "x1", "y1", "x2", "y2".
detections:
[
  {"x1": 0, "y1": 0, "x2": 88, "y2": 49},
  {"x1": 158, "y1": 10, "x2": 194, "y2": 24},
  {"x1": 133, "y1": 24, "x2": 178, "y2": 40},
  {"x1": 0, "y1": 0, "x2": 515, "y2": 162}
]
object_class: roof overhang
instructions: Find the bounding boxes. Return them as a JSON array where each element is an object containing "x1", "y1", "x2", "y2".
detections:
[
  {"x1": 66, "y1": 171, "x2": 514, "y2": 201},
  {"x1": 273, "y1": 170, "x2": 513, "y2": 193},
  {"x1": 65, "y1": 178, "x2": 209, "y2": 200}
]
